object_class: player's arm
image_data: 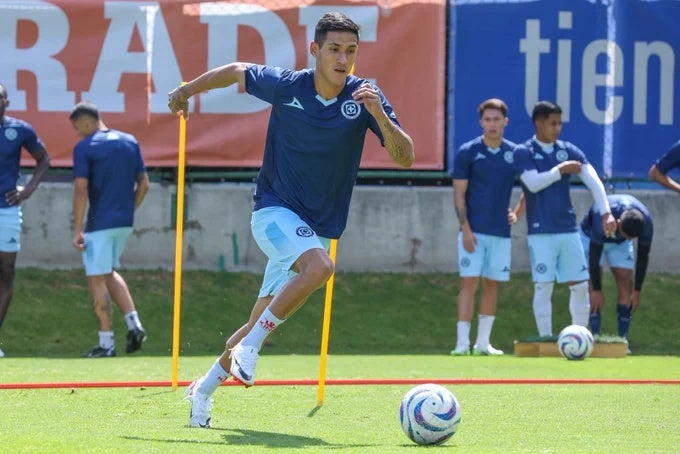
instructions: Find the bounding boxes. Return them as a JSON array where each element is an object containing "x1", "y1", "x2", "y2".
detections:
[
  {"x1": 519, "y1": 160, "x2": 582, "y2": 193},
  {"x1": 72, "y1": 177, "x2": 88, "y2": 252},
  {"x1": 167, "y1": 62, "x2": 250, "y2": 118},
  {"x1": 5, "y1": 144, "x2": 51, "y2": 206},
  {"x1": 588, "y1": 241, "x2": 605, "y2": 312},
  {"x1": 511, "y1": 191, "x2": 525, "y2": 221},
  {"x1": 134, "y1": 172, "x2": 150, "y2": 209},
  {"x1": 579, "y1": 163, "x2": 616, "y2": 236},
  {"x1": 453, "y1": 179, "x2": 475, "y2": 252},
  {"x1": 648, "y1": 164, "x2": 680, "y2": 194},
  {"x1": 353, "y1": 83, "x2": 414, "y2": 168},
  {"x1": 631, "y1": 242, "x2": 651, "y2": 312}
]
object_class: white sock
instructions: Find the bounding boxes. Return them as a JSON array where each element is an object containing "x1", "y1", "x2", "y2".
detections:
[
  {"x1": 569, "y1": 281, "x2": 590, "y2": 326},
  {"x1": 533, "y1": 282, "x2": 554, "y2": 336},
  {"x1": 98, "y1": 331, "x2": 115, "y2": 349},
  {"x1": 197, "y1": 360, "x2": 231, "y2": 395},
  {"x1": 455, "y1": 321, "x2": 471, "y2": 350},
  {"x1": 124, "y1": 311, "x2": 143, "y2": 331},
  {"x1": 241, "y1": 307, "x2": 285, "y2": 350},
  {"x1": 475, "y1": 314, "x2": 495, "y2": 350}
]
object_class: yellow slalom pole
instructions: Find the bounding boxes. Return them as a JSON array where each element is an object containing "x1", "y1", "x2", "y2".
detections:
[
  {"x1": 316, "y1": 238, "x2": 338, "y2": 406},
  {"x1": 316, "y1": 63, "x2": 355, "y2": 406},
  {"x1": 171, "y1": 84, "x2": 188, "y2": 390}
]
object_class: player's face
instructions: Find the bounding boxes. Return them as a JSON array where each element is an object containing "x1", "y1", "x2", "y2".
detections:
[
  {"x1": 534, "y1": 113, "x2": 562, "y2": 143},
  {"x1": 479, "y1": 108, "x2": 507, "y2": 141},
  {"x1": 71, "y1": 116, "x2": 97, "y2": 137},
  {"x1": 311, "y1": 31, "x2": 358, "y2": 93}
]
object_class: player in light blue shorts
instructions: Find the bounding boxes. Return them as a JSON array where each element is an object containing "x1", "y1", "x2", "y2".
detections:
[
  {"x1": 169, "y1": 12, "x2": 414, "y2": 426},
  {"x1": 81, "y1": 227, "x2": 134, "y2": 276},
  {"x1": 512, "y1": 101, "x2": 616, "y2": 337},
  {"x1": 450, "y1": 99, "x2": 520, "y2": 356},
  {"x1": 252, "y1": 206, "x2": 331, "y2": 298},
  {"x1": 580, "y1": 194, "x2": 653, "y2": 352},
  {"x1": 0, "y1": 83, "x2": 51, "y2": 358}
]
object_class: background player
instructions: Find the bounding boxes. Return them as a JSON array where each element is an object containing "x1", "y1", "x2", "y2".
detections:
[
  {"x1": 580, "y1": 193, "x2": 653, "y2": 353},
  {"x1": 450, "y1": 98, "x2": 519, "y2": 356},
  {"x1": 648, "y1": 139, "x2": 680, "y2": 193}
]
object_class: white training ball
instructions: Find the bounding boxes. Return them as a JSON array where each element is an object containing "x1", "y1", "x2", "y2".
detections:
[
  {"x1": 399, "y1": 383, "x2": 461, "y2": 445},
  {"x1": 557, "y1": 324, "x2": 594, "y2": 360}
]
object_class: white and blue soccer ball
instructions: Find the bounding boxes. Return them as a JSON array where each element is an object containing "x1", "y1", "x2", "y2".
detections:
[
  {"x1": 399, "y1": 383, "x2": 461, "y2": 445},
  {"x1": 557, "y1": 324, "x2": 595, "y2": 360}
]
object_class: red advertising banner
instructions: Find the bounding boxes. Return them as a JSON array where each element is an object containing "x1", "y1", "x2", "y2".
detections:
[{"x1": 3, "y1": 0, "x2": 445, "y2": 169}]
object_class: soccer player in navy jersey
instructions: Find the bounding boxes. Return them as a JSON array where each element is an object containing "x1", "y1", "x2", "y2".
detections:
[
  {"x1": 0, "y1": 83, "x2": 51, "y2": 358},
  {"x1": 70, "y1": 102, "x2": 150, "y2": 358},
  {"x1": 168, "y1": 12, "x2": 414, "y2": 428},
  {"x1": 649, "y1": 140, "x2": 680, "y2": 193},
  {"x1": 450, "y1": 99, "x2": 521, "y2": 356},
  {"x1": 580, "y1": 194, "x2": 653, "y2": 353},
  {"x1": 512, "y1": 101, "x2": 616, "y2": 338}
]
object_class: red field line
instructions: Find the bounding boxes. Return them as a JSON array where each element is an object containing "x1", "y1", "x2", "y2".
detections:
[{"x1": 1, "y1": 378, "x2": 679, "y2": 390}]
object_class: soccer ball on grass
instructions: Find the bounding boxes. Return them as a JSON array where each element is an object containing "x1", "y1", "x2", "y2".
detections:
[
  {"x1": 557, "y1": 324, "x2": 594, "y2": 360},
  {"x1": 399, "y1": 383, "x2": 461, "y2": 445}
]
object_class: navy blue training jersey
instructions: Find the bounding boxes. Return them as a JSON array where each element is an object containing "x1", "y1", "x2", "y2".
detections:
[
  {"x1": 655, "y1": 140, "x2": 680, "y2": 175},
  {"x1": 0, "y1": 116, "x2": 43, "y2": 208},
  {"x1": 513, "y1": 138, "x2": 588, "y2": 234},
  {"x1": 245, "y1": 65, "x2": 400, "y2": 239},
  {"x1": 581, "y1": 194, "x2": 653, "y2": 246},
  {"x1": 72, "y1": 129, "x2": 146, "y2": 232},
  {"x1": 451, "y1": 137, "x2": 518, "y2": 237}
]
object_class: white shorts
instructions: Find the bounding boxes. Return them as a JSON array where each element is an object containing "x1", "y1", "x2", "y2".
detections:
[
  {"x1": 528, "y1": 232, "x2": 589, "y2": 283},
  {"x1": 251, "y1": 206, "x2": 330, "y2": 297},
  {"x1": 0, "y1": 206, "x2": 22, "y2": 253},
  {"x1": 579, "y1": 229, "x2": 635, "y2": 271},
  {"x1": 82, "y1": 227, "x2": 133, "y2": 276},
  {"x1": 457, "y1": 232, "x2": 511, "y2": 281}
]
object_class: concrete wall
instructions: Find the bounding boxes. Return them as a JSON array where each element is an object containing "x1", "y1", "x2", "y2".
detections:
[{"x1": 16, "y1": 182, "x2": 680, "y2": 273}]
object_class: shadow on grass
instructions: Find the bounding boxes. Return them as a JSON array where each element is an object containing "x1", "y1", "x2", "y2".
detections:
[{"x1": 122, "y1": 428, "x2": 374, "y2": 449}]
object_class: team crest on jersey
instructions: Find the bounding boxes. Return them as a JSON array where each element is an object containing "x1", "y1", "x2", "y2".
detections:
[
  {"x1": 555, "y1": 149, "x2": 568, "y2": 162},
  {"x1": 296, "y1": 226, "x2": 314, "y2": 237},
  {"x1": 4, "y1": 128, "x2": 17, "y2": 141},
  {"x1": 341, "y1": 100, "x2": 361, "y2": 120},
  {"x1": 504, "y1": 151, "x2": 514, "y2": 163}
]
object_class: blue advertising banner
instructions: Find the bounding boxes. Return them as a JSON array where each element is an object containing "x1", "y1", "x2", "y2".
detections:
[{"x1": 448, "y1": 0, "x2": 679, "y2": 179}]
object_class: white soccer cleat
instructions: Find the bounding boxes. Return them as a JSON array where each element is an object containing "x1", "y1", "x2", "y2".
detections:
[
  {"x1": 185, "y1": 379, "x2": 212, "y2": 428},
  {"x1": 472, "y1": 344, "x2": 504, "y2": 356},
  {"x1": 229, "y1": 342, "x2": 258, "y2": 387}
]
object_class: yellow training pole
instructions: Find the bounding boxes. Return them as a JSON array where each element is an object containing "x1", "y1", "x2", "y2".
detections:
[
  {"x1": 171, "y1": 86, "x2": 188, "y2": 390},
  {"x1": 316, "y1": 238, "x2": 338, "y2": 406},
  {"x1": 316, "y1": 63, "x2": 355, "y2": 406}
]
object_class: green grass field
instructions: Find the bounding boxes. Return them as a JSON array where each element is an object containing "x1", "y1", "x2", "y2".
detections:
[
  {"x1": 1, "y1": 356, "x2": 679, "y2": 453},
  {"x1": 0, "y1": 270, "x2": 678, "y2": 452}
]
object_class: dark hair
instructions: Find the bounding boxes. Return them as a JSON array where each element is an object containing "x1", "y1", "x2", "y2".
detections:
[
  {"x1": 478, "y1": 98, "x2": 508, "y2": 118},
  {"x1": 620, "y1": 209, "x2": 645, "y2": 238},
  {"x1": 532, "y1": 101, "x2": 562, "y2": 122},
  {"x1": 314, "y1": 12, "x2": 360, "y2": 45},
  {"x1": 69, "y1": 102, "x2": 99, "y2": 121}
]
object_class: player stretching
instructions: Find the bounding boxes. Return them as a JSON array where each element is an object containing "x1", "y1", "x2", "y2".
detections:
[
  {"x1": 168, "y1": 12, "x2": 414, "y2": 428},
  {"x1": 580, "y1": 194, "x2": 653, "y2": 354},
  {"x1": 513, "y1": 101, "x2": 616, "y2": 337},
  {"x1": 648, "y1": 139, "x2": 680, "y2": 193}
]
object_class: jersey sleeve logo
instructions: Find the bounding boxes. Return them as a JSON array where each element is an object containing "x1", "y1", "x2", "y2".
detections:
[
  {"x1": 283, "y1": 97, "x2": 304, "y2": 110},
  {"x1": 4, "y1": 128, "x2": 17, "y2": 141},
  {"x1": 341, "y1": 100, "x2": 361, "y2": 120},
  {"x1": 556, "y1": 149, "x2": 568, "y2": 162}
]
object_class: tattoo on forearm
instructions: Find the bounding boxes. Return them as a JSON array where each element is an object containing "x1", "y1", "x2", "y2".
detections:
[
  {"x1": 380, "y1": 118, "x2": 413, "y2": 167},
  {"x1": 455, "y1": 206, "x2": 467, "y2": 225}
]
